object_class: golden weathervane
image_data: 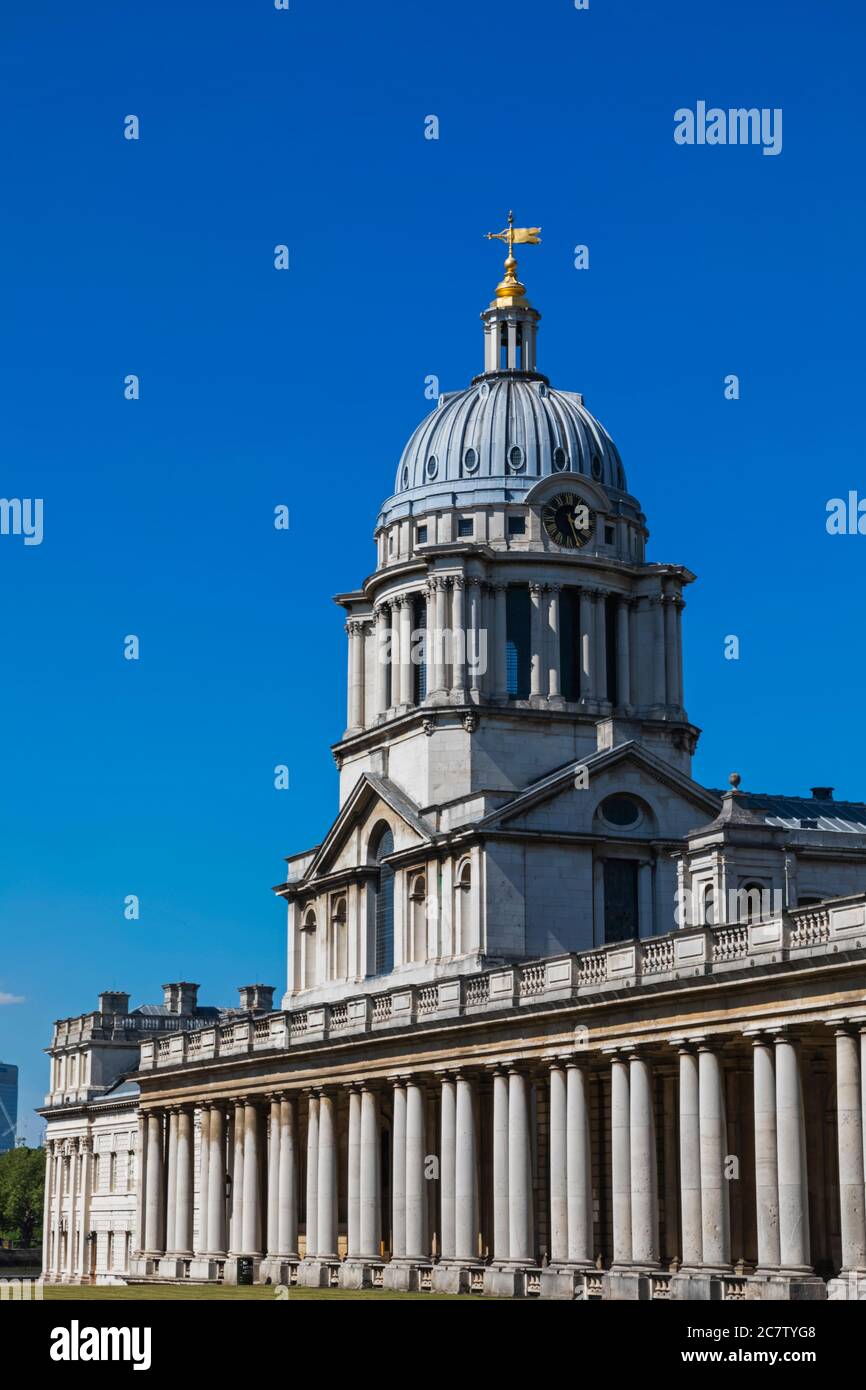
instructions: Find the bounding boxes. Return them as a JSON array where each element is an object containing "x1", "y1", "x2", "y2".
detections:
[{"x1": 485, "y1": 210, "x2": 542, "y2": 303}]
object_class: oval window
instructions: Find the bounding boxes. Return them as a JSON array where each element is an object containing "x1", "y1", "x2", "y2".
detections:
[
  {"x1": 401, "y1": 464, "x2": 410, "y2": 490},
  {"x1": 600, "y1": 795, "x2": 641, "y2": 827},
  {"x1": 591, "y1": 453, "x2": 603, "y2": 480},
  {"x1": 426, "y1": 454, "x2": 438, "y2": 479},
  {"x1": 463, "y1": 447, "x2": 479, "y2": 473},
  {"x1": 508, "y1": 444, "x2": 525, "y2": 472},
  {"x1": 553, "y1": 446, "x2": 568, "y2": 472}
]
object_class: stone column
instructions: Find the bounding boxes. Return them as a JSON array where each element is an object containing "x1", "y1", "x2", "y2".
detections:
[
  {"x1": 578, "y1": 588, "x2": 593, "y2": 702},
  {"x1": 752, "y1": 1038, "x2": 781, "y2": 1273},
  {"x1": 165, "y1": 1109, "x2": 178, "y2": 1255},
  {"x1": 77, "y1": 1138, "x2": 93, "y2": 1278},
  {"x1": 305, "y1": 1093, "x2": 319, "y2": 1258},
  {"x1": 230, "y1": 1101, "x2": 245, "y2": 1254},
  {"x1": 529, "y1": 583, "x2": 544, "y2": 699},
  {"x1": 508, "y1": 1069, "x2": 533, "y2": 1263},
  {"x1": 423, "y1": 584, "x2": 437, "y2": 699},
  {"x1": 242, "y1": 1102, "x2": 262, "y2": 1256},
  {"x1": 359, "y1": 1086, "x2": 381, "y2": 1260},
  {"x1": 467, "y1": 577, "x2": 483, "y2": 701},
  {"x1": 674, "y1": 597, "x2": 685, "y2": 709},
  {"x1": 433, "y1": 579, "x2": 449, "y2": 698},
  {"x1": 391, "y1": 1081, "x2": 407, "y2": 1260},
  {"x1": 492, "y1": 1069, "x2": 510, "y2": 1262},
  {"x1": 547, "y1": 584, "x2": 562, "y2": 702},
  {"x1": 405, "y1": 1081, "x2": 427, "y2": 1262},
  {"x1": 134, "y1": 1114, "x2": 147, "y2": 1259},
  {"x1": 207, "y1": 1104, "x2": 227, "y2": 1257},
  {"x1": 836, "y1": 1028, "x2": 866, "y2": 1272},
  {"x1": 493, "y1": 585, "x2": 508, "y2": 702},
  {"x1": 617, "y1": 598, "x2": 631, "y2": 712},
  {"x1": 678, "y1": 1047, "x2": 702, "y2": 1268},
  {"x1": 567, "y1": 1062, "x2": 594, "y2": 1266},
  {"x1": 267, "y1": 1097, "x2": 281, "y2": 1258},
  {"x1": 775, "y1": 1035, "x2": 810, "y2": 1271},
  {"x1": 628, "y1": 599, "x2": 638, "y2": 708},
  {"x1": 175, "y1": 1107, "x2": 194, "y2": 1257},
  {"x1": 144, "y1": 1111, "x2": 165, "y2": 1255},
  {"x1": 549, "y1": 1064, "x2": 567, "y2": 1264},
  {"x1": 651, "y1": 596, "x2": 666, "y2": 708},
  {"x1": 317, "y1": 1091, "x2": 338, "y2": 1260},
  {"x1": 698, "y1": 1044, "x2": 730, "y2": 1269},
  {"x1": 396, "y1": 595, "x2": 412, "y2": 707},
  {"x1": 374, "y1": 604, "x2": 389, "y2": 718},
  {"x1": 346, "y1": 619, "x2": 365, "y2": 731},
  {"x1": 610, "y1": 1056, "x2": 632, "y2": 1266},
  {"x1": 66, "y1": 1142, "x2": 78, "y2": 1278},
  {"x1": 451, "y1": 576, "x2": 467, "y2": 699},
  {"x1": 664, "y1": 595, "x2": 677, "y2": 711},
  {"x1": 629, "y1": 1052, "x2": 659, "y2": 1267},
  {"x1": 440, "y1": 1076, "x2": 457, "y2": 1259},
  {"x1": 41, "y1": 1142, "x2": 54, "y2": 1277},
  {"x1": 389, "y1": 600, "x2": 401, "y2": 708},
  {"x1": 198, "y1": 1107, "x2": 211, "y2": 1255},
  {"x1": 278, "y1": 1096, "x2": 299, "y2": 1258},
  {"x1": 594, "y1": 591, "x2": 608, "y2": 705},
  {"x1": 347, "y1": 1087, "x2": 361, "y2": 1259},
  {"x1": 455, "y1": 1074, "x2": 478, "y2": 1262}
]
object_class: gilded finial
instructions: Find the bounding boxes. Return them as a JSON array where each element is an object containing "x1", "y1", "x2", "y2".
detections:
[{"x1": 485, "y1": 211, "x2": 542, "y2": 305}]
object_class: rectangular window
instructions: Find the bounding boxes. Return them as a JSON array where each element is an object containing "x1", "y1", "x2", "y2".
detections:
[
  {"x1": 457, "y1": 517, "x2": 473, "y2": 537},
  {"x1": 417, "y1": 526, "x2": 428, "y2": 544},
  {"x1": 604, "y1": 524, "x2": 616, "y2": 545},
  {"x1": 605, "y1": 595, "x2": 618, "y2": 704},
  {"x1": 412, "y1": 593, "x2": 427, "y2": 704},
  {"x1": 604, "y1": 859, "x2": 639, "y2": 943},
  {"x1": 507, "y1": 515, "x2": 526, "y2": 537},
  {"x1": 559, "y1": 587, "x2": 580, "y2": 701},
  {"x1": 505, "y1": 586, "x2": 531, "y2": 698}
]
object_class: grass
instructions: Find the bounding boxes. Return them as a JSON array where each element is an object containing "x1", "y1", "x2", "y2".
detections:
[{"x1": 42, "y1": 1282, "x2": 472, "y2": 1302}]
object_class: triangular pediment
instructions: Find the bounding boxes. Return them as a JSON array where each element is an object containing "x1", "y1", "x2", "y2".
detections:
[{"x1": 303, "y1": 773, "x2": 437, "y2": 881}]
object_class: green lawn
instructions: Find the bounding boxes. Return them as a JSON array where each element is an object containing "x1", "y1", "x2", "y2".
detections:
[{"x1": 43, "y1": 1282, "x2": 472, "y2": 1301}]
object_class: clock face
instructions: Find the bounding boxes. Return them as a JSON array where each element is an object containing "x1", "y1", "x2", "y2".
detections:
[{"x1": 541, "y1": 492, "x2": 596, "y2": 549}]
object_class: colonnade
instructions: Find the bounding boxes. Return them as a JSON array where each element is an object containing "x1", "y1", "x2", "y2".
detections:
[
  {"x1": 135, "y1": 1025, "x2": 866, "y2": 1293},
  {"x1": 345, "y1": 577, "x2": 685, "y2": 731}
]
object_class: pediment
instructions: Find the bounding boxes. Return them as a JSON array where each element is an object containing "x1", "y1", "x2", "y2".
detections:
[{"x1": 303, "y1": 773, "x2": 436, "y2": 881}]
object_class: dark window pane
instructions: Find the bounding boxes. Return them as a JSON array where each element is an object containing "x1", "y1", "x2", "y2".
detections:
[
  {"x1": 605, "y1": 595, "x2": 618, "y2": 704},
  {"x1": 506, "y1": 586, "x2": 531, "y2": 698},
  {"x1": 603, "y1": 859, "x2": 638, "y2": 943},
  {"x1": 375, "y1": 828, "x2": 395, "y2": 974},
  {"x1": 560, "y1": 587, "x2": 579, "y2": 701},
  {"x1": 413, "y1": 595, "x2": 427, "y2": 704}
]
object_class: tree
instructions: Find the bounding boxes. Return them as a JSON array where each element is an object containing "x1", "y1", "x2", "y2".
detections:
[{"x1": 0, "y1": 1146, "x2": 44, "y2": 1246}]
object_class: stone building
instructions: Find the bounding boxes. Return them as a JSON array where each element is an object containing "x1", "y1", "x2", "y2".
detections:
[{"x1": 41, "y1": 242, "x2": 866, "y2": 1298}]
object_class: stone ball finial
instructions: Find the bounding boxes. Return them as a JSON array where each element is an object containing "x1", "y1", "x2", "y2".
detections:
[{"x1": 728, "y1": 772, "x2": 742, "y2": 791}]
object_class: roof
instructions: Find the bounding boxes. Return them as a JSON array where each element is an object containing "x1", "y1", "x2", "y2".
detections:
[
  {"x1": 133, "y1": 1005, "x2": 221, "y2": 1019},
  {"x1": 708, "y1": 790, "x2": 866, "y2": 834}
]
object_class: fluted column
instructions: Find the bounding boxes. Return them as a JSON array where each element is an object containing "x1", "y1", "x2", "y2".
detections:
[
  {"x1": 455, "y1": 1075, "x2": 478, "y2": 1262},
  {"x1": 317, "y1": 1091, "x2": 338, "y2": 1260},
  {"x1": 396, "y1": 595, "x2": 412, "y2": 707},
  {"x1": 594, "y1": 590, "x2": 608, "y2": 706},
  {"x1": 76, "y1": 1138, "x2": 93, "y2": 1277},
  {"x1": 529, "y1": 583, "x2": 544, "y2": 700},
  {"x1": 241, "y1": 1102, "x2": 262, "y2": 1256},
  {"x1": 164, "y1": 1109, "x2": 178, "y2": 1255},
  {"x1": 775, "y1": 1034, "x2": 810, "y2": 1271},
  {"x1": 229, "y1": 1101, "x2": 245, "y2": 1254},
  {"x1": 347, "y1": 1087, "x2": 361, "y2": 1259},
  {"x1": 423, "y1": 584, "x2": 438, "y2": 699},
  {"x1": 674, "y1": 597, "x2": 685, "y2": 709},
  {"x1": 610, "y1": 1056, "x2": 631, "y2": 1266},
  {"x1": 578, "y1": 587, "x2": 592, "y2": 702},
  {"x1": 359, "y1": 1086, "x2": 381, "y2": 1259},
  {"x1": 405, "y1": 1081, "x2": 427, "y2": 1261},
  {"x1": 678, "y1": 1047, "x2": 702, "y2": 1268},
  {"x1": 508, "y1": 1069, "x2": 533, "y2": 1263},
  {"x1": 451, "y1": 576, "x2": 467, "y2": 699},
  {"x1": 198, "y1": 1106, "x2": 211, "y2": 1256},
  {"x1": 616, "y1": 598, "x2": 631, "y2": 712},
  {"x1": 837, "y1": 1028, "x2": 866, "y2": 1272},
  {"x1": 493, "y1": 584, "x2": 508, "y2": 701},
  {"x1": 207, "y1": 1104, "x2": 226, "y2": 1256},
  {"x1": 305, "y1": 1092, "x2": 319, "y2": 1258},
  {"x1": 374, "y1": 604, "x2": 389, "y2": 717},
  {"x1": 664, "y1": 595, "x2": 677, "y2": 712},
  {"x1": 566, "y1": 1062, "x2": 593, "y2": 1265},
  {"x1": 391, "y1": 1081, "x2": 407, "y2": 1259},
  {"x1": 651, "y1": 596, "x2": 666, "y2": 708},
  {"x1": 440, "y1": 1076, "x2": 457, "y2": 1259},
  {"x1": 278, "y1": 1096, "x2": 298, "y2": 1258},
  {"x1": 346, "y1": 619, "x2": 365, "y2": 731},
  {"x1": 175, "y1": 1107, "x2": 194, "y2": 1257},
  {"x1": 433, "y1": 579, "x2": 448, "y2": 698},
  {"x1": 492, "y1": 1068, "x2": 510, "y2": 1262},
  {"x1": 752, "y1": 1036, "x2": 781, "y2": 1271},
  {"x1": 698, "y1": 1044, "x2": 730, "y2": 1268},
  {"x1": 547, "y1": 584, "x2": 562, "y2": 702},
  {"x1": 629, "y1": 1052, "x2": 659, "y2": 1267},
  {"x1": 144, "y1": 1111, "x2": 165, "y2": 1255},
  {"x1": 267, "y1": 1097, "x2": 281, "y2": 1258},
  {"x1": 467, "y1": 578, "x2": 483, "y2": 700}
]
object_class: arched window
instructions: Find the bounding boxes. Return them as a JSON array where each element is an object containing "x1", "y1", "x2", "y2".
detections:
[
  {"x1": 409, "y1": 873, "x2": 427, "y2": 963},
  {"x1": 301, "y1": 907, "x2": 318, "y2": 989},
  {"x1": 702, "y1": 884, "x2": 716, "y2": 927},
  {"x1": 737, "y1": 881, "x2": 766, "y2": 923},
  {"x1": 370, "y1": 826, "x2": 395, "y2": 975},
  {"x1": 455, "y1": 859, "x2": 472, "y2": 952},
  {"x1": 331, "y1": 897, "x2": 348, "y2": 980}
]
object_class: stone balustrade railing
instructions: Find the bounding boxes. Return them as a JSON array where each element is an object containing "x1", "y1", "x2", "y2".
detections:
[{"x1": 138, "y1": 896, "x2": 866, "y2": 1072}]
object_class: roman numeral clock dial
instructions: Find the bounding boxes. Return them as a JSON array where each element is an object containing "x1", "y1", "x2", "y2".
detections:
[{"x1": 541, "y1": 492, "x2": 596, "y2": 549}]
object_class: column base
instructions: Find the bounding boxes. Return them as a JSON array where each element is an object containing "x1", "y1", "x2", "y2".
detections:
[
  {"x1": 539, "y1": 1265, "x2": 594, "y2": 1300},
  {"x1": 430, "y1": 1262, "x2": 485, "y2": 1295},
  {"x1": 381, "y1": 1260, "x2": 429, "y2": 1292},
  {"x1": 296, "y1": 1257, "x2": 340, "y2": 1289},
  {"x1": 828, "y1": 1273, "x2": 866, "y2": 1300},
  {"x1": 340, "y1": 1259, "x2": 385, "y2": 1290},
  {"x1": 130, "y1": 1255, "x2": 160, "y2": 1278},
  {"x1": 670, "y1": 1271, "x2": 728, "y2": 1301},
  {"x1": 602, "y1": 1270, "x2": 656, "y2": 1301},
  {"x1": 483, "y1": 1264, "x2": 530, "y2": 1298},
  {"x1": 156, "y1": 1257, "x2": 189, "y2": 1279},
  {"x1": 259, "y1": 1255, "x2": 300, "y2": 1286},
  {"x1": 749, "y1": 1272, "x2": 827, "y2": 1301},
  {"x1": 222, "y1": 1255, "x2": 262, "y2": 1286},
  {"x1": 188, "y1": 1257, "x2": 224, "y2": 1281}
]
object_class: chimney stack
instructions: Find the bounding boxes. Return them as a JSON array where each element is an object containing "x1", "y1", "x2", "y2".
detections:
[
  {"x1": 810, "y1": 787, "x2": 834, "y2": 801},
  {"x1": 98, "y1": 991, "x2": 130, "y2": 1016},
  {"x1": 162, "y1": 982, "x2": 200, "y2": 1016},
  {"x1": 238, "y1": 984, "x2": 275, "y2": 1014}
]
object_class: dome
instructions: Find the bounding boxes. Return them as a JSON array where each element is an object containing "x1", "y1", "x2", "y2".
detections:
[{"x1": 393, "y1": 376, "x2": 626, "y2": 501}]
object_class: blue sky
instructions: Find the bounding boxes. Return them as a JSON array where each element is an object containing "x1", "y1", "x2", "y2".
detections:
[{"x1": 1, "y1": 0, "x2": 865, "y2": 1138}]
